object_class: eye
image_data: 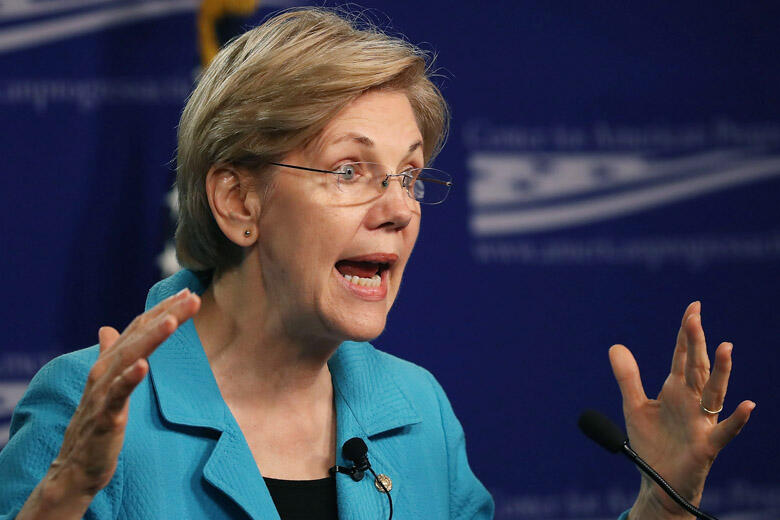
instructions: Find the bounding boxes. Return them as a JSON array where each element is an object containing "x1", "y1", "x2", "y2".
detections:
[{"x1": 337, "y1": 163, "x2": 360, "y2": 182}]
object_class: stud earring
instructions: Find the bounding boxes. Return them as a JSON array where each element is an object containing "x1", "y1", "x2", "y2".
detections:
[{"x1": 244, "y1": 230, "x2": 252, "y2": 237}]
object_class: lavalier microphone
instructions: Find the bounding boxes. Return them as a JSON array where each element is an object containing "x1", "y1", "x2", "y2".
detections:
[{"x1": 329, "y1": 437, "x2": 393, "y2": 519}]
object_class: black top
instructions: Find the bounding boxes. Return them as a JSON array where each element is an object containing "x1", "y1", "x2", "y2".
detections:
[{"x1": 264, "y1": 476, "x2": 338, "y2": 520}]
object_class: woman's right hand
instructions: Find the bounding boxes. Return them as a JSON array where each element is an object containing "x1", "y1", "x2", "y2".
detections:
[{"x1": 18, "y1": 288, "x2": 200, "y2": 520}]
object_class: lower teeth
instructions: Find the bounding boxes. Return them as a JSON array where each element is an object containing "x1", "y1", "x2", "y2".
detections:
[{"x1": 343, "y1": 273, "x2": 381, "y2": 287}]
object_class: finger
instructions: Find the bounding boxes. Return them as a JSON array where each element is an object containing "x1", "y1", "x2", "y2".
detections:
[
  {"x1": 121, "y1": 294, "x2": 201, "y2": 363},
  {"x1": 92, "y1": 293, "x2": 200, "y2": 392},
  {"x1": 609, "y1": 344, "x2": 648, "y2": 411},
  {"x1": 125, "y1": 288, "x2": 191, "y2": 333},
  {"x1": 105, "y1": 358, "x2": 149, "y2": 413},
  {"x1": 144, "y1": 288, "x2": 192, "y2": 321},
  {"x1": 93, "y1": 312, "x2": 175, "y2": 388},
  {"x1": 671, "y1": 301, "x2": 699, "y2": 375},
  {"x1": 684, "y1": 313, "x2": 710, "y2": 391},
  {"x1": 90, "y1": 294, "x2": 197, "y2": 389},
  {"x1": 87, "y1": 328, "x2": 121, "y2": 389},
  {"x1": 700, "y1": 342, "x2": 732, "y2": 416},
  {"x1": 163, "y1": 292, "x2": 202, "y2": 327},
  {"x1": 98, "y1": 326, "x2": 120, "y2": 354},
  {"x1": 711, "y1": 400, "x2": 755, "y2": 450}
]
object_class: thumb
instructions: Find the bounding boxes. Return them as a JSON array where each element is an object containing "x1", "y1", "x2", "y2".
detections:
[
  {"x1": 609, "y1": 344, "x2": 648, "y2": 411},
  {"x1": 98, "y1": 326, "x2": 120, "y2": 353}
]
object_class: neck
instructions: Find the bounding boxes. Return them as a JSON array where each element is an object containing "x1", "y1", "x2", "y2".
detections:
[{"x1": 192, "y1": 262, "x2": 338, "y2": 408}]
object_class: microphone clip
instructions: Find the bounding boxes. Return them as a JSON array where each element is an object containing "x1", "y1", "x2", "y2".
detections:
[
  {"x1": 329, "y1": 464, "x2": 366, "y2": 482},
  {"x1": 331, "y1": 437, "x2": 372, "y2": 482}
]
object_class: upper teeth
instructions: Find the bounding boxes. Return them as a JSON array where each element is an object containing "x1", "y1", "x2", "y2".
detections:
[{"x1": 343, "y1": 273, "x2": 381, "y2": 287}]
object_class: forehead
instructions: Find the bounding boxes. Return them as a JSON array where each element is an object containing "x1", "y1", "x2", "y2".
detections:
[{"x1": 312, "y1": 90, "x2": 423, "y2": 154}]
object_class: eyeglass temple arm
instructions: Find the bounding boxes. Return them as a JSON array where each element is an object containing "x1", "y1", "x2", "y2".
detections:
[
  {"x1": 417, "y1": 176, "x2": 452, "y2": 187},
  {"x1": 268, "y1": 162, "x2": 340, "y2": 176}
]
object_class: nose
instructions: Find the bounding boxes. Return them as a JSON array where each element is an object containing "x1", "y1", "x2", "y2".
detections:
[{"x1": 367, "y1": 174, "x2": 416, "y2": 230}]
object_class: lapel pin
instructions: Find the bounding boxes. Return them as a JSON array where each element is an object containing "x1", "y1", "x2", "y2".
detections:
[{"x1": 374, "y1": 473, "x2": 392, "y2": 493}]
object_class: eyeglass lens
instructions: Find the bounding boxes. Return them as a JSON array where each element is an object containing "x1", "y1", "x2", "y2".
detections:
[{"x1": 336, "y1": 162, "x2": 450, "y2": 205}]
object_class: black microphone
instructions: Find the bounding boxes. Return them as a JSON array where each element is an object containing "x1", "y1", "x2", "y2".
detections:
[
  {"x1": 329, "y1": 437, "x2": 393, "y2": 520},
  {"x1": 329, "y1": 437, "x2": 370, "y2": 482},
  {"x1": 578, "y1": 409, "x2": 719, "y2": 520},
  {"x1": 342, "y1": 437, "x2": 370, "y2": 481}
]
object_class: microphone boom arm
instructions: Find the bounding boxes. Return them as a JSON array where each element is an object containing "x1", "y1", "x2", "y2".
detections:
[{"x1": 621, "y1": 442, "x2": 718, "y2": 520}]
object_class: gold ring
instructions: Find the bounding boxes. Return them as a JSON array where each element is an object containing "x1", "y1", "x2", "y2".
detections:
[{"x1": 700, "y1": 399, "x2": 723, "y2": 415}]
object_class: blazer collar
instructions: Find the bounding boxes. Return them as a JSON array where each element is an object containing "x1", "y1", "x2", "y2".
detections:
[
  {"x1": 146, "y1": 270, "x2": 226, "y2": 431},
  {"x1": 328, "y1": 342, "x2": 422, "y2": 438},
  {"x1": 145, "y1": 270, "x2": 422, "y2": 437}
]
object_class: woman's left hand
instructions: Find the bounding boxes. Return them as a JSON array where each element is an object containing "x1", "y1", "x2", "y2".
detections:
[{"x1": 609, "y1": 301, "x2": 755, "y2": 519}]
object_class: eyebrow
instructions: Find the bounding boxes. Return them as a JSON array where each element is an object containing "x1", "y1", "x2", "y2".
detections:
[{"x1": 332, "y1": 132, "x2": 423, "y2": 154}]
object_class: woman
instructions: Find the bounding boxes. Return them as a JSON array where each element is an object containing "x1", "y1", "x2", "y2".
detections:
[{"x1": 0, "y1": 8, "x2": 753, "y2": 520}]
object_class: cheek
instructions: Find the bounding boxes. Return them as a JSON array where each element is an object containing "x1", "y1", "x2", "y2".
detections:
[
  {"x1": 258, "y1": 205, "x2": 324, "y2": 287},
  {"x1": 292, "y1": 208, "x2": 363, "y2": 287},
  {"x1": 402, "y1": 216, "x2": 421, "y2": 260},
  {"x1": 389, "y1": 226, "x2": 420, "y2": 295}
]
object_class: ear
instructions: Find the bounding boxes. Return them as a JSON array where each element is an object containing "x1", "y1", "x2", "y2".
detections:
[{"x1": 205, "y1": 165, "x2": 261, "y2": 246}]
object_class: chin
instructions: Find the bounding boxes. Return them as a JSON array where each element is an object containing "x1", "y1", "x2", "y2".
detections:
[
  {"x1": 326, "y1": 311, "x2": 388, "y2": 343},
  {"x1": 345, "y1": 329, "x2": 385, "y2": 343},
  {"x1": 344, "y1": 318, "x2": 387, "y2": 342}
]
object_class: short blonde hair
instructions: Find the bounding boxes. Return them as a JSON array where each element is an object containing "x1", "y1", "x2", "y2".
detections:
[{"x1": 175, "y1": 7, "x2": 450, "y2": 273}]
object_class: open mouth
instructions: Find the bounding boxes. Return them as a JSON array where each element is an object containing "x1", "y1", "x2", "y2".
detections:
[
  {"x1": 334, "y1": 260, "x2": 390, "y2": 288},
  {"x1": 334, "y1": 253, "x2": 397, "y2": 290}
]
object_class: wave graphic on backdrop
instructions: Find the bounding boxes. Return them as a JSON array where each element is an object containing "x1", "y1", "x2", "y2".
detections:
[
  {"x1": 469, "y1": 149, "x2": 780, "y2": 236},
  {"x1": 0, "y1": 0, "x2": 197, "y2": 54},
  {"x1": 0, "y1": 0, "x2": 300, "y2": 54}
]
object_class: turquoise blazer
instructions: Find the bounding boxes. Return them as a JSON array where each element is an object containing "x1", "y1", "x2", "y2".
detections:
[{"x1": 0, "y1": 271, "x2": 494, "y2": 519}]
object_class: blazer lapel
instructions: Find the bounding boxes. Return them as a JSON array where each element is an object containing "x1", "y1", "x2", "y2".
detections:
[
  {"x1": 147, "y1": 273, "x2": 279, "y2": 520},
  {"x1": 329, "y1": 342, "x2": 423, "y2": 519},
  {"x1": 202, "y1": 428, "x2": 281, "y2": 520}
]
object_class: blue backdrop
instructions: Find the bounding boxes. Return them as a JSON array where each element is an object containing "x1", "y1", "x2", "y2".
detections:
[{"x1": 2, "y1": 1, "x2": 778, "y2": 518}]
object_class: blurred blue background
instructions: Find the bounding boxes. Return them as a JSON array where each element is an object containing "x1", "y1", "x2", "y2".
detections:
[{"x1": 1, "y1": 1, "x2": 778, "y2": 518}]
